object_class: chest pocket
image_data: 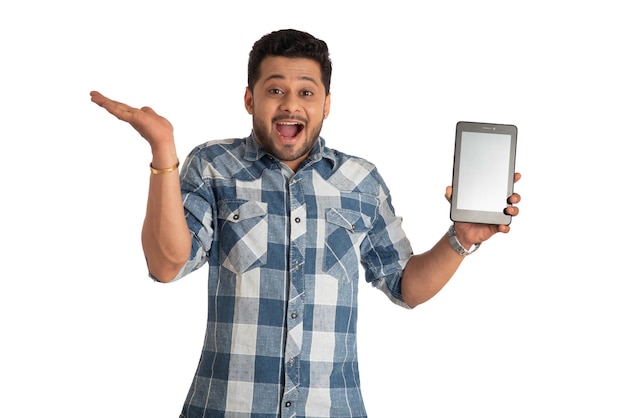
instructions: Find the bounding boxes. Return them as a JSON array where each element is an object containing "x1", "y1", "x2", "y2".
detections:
[
  {"x1": 217, "y1": 200, "x2": 268, "y2": 274},
  {"x1": 323, "y1": 207, "x2": 373, "y2": 282}
]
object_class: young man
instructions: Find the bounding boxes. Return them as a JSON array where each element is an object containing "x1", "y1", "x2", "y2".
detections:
[{"x1": 91, "y1": 29, "x2": 520, "y2": 418}]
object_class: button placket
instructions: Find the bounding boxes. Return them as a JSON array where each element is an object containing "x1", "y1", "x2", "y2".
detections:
[{"x1": 283, "y1": 173, "x2": 306, "y2": 413}]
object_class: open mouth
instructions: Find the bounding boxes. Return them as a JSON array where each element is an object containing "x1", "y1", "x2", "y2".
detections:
[{"x1": 275, "y1": 121, "x2": 304, "y2": 140}]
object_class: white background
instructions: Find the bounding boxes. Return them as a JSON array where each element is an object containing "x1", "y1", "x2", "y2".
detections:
[{"x1": 1, "y1": 1, "x2": 624, "y2": 417}]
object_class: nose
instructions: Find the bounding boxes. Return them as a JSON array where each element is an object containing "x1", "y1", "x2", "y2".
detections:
[{"x1": 280, "y1": 91, "x2": 301, "y2": 114}]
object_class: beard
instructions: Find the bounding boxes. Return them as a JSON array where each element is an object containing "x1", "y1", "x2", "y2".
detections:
[{"x1": 252, "y1": 114, "x2": 324, "y2": 166}]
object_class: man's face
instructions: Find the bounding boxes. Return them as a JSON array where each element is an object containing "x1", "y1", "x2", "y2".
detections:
[{"x1": 245, "y1": 56, "x2": 331, "y2": 171}]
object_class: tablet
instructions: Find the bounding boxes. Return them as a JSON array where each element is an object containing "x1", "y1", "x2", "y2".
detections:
[{"x1": 450, "y1": 121, "x2": 517, "y2": 225}]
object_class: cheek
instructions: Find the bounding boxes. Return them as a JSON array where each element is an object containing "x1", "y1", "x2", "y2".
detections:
[
  {"x1": 307, "y1": 104, "x2": 325, "y2": 121},
  {"x1": 251, "y1": 107, "x2": 269, "y2": 123}
]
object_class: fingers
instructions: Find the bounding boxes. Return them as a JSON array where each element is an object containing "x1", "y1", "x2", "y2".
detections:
[
  {"x1": 514, "y1": 172, "x2": 522, "y2": 183},
  {"x1": 90, "y1": 91, "x2": 141, "y2": 124},
  {"x1": 508, "y1": 192, "x2": 521, "y2": 205},
  {"x1": 90, "y1": 90, "x2": 125, "y2": 114},
  {"x1": 498, "y1": 224, "x2": 511, "y2": 233},
  {"x1": 90, "y1": 90, "x2": 107, "y2": 106},
  {"x1": 505, "y1": 205, "x2": 519, "y2": 216},
  {"x1": 506, "y1": 173, "x2": 522, "y2": 217},
  {"x1": 90, "y1": 91, "x2": 126, "y2": 113},
  {"x1": 445, "y1": 186, "x2": 452, "y2": 203}
]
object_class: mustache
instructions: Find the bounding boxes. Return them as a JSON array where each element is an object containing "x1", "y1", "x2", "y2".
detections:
[{"x1": 272, "y1": 114, "x2": 308, "y2": 124}]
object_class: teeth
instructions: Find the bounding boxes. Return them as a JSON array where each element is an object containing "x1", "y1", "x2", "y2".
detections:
[{"x1": 277, "y1": 122, "x2": 302, "y2": 125}]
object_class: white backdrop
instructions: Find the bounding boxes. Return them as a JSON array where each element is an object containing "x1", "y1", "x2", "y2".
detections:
[{"x1": 2, "y1": 1, "x2": 624, "y2": 417}]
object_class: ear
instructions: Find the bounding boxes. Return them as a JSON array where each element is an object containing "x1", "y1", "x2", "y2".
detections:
[
  {"x1": 244, "y1": 87, "x2": 254, "y2": 114},
  {"x1": 323, "y1": 93, "x2": 331, "y2": 119}
]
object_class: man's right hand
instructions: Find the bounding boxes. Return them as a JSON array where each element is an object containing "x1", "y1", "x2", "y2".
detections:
[{"x1": 90, "y1": 91, "x2": 177, "y2": 166}]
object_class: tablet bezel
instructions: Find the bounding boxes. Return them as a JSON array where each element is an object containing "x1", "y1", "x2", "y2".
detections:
[{"x1": 450, "y1": 121, "x2": 518, "y2": 225}]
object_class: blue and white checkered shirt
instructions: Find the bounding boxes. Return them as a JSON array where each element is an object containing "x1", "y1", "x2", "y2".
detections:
[{"x1": 175, "y1": 134, "x2": 413, "y2": 418}]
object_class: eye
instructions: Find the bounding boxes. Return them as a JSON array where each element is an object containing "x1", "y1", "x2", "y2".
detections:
[
  {"x1": 301, "y1": 90, "x2": 314, "y2": 97},
  {"x1": 268, "y1": 88, "x2": 283, "y2": 95}
]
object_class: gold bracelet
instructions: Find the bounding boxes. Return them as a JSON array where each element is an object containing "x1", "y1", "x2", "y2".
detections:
[{"x1": 150, "y1": 160, "x2": 180, "y2": 174}]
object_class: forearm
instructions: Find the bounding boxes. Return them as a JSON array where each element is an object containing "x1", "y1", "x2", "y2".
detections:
[
  {"x1": 401, "y1": 233, "x2": 465, "y2": 308},
  {"x1": 141, "y1": 150, "x2": 191, "y2": 282}
]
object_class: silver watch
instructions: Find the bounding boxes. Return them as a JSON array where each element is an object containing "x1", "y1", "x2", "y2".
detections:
[{"x1": 447, "y1": 225, "x2": 481, "y2": 256}]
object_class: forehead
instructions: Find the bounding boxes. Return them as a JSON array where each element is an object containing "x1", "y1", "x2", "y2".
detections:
[{"x1": 257, "y1": 56, "x2": 323, "y2": 85}]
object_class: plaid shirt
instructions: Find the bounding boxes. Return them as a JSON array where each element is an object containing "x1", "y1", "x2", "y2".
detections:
[{"x1": 175, "y1": 134, "x2": 413, "y2": 418}]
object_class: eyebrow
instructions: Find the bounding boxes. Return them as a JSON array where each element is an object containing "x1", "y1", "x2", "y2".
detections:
[{"x1": 263, "y1": 74, "x2": 320, "y2": 86}]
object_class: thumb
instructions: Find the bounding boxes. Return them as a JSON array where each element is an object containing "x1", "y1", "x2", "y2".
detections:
[{"x1": 141, "y1": 106, "x2": 157, "y2": 115}]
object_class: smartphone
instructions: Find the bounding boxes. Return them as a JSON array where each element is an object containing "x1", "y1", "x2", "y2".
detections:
[{"x1": 450, "y1": 121, "x2": 518, "y2": 225}]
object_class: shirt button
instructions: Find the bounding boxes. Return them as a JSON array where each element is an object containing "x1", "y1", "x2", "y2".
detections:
[
  {"x1": 233, "y1": 214, "x2": 239, "y2": 220},
  {"x1": 291, "y1": 312, "x2": 298, "y2": 319},
  {"x1": 294, "y1": 217, "x2": 301, "y2": 223},
  {"x1": 288, "y1": 358, "x2": 295, "y2": 365},
  {"x1": 285, "y1": 401, "x2": 292, "y2": 408}
]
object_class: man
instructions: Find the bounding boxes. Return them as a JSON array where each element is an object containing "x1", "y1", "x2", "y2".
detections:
[{"x1": 91, "y1": 29, "x2": 520, "y2": 418}]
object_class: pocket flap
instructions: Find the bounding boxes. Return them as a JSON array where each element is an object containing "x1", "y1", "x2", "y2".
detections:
[
  {"x1": 218, "y1": 200, "x2": 268, "y2": 223},
  {"x1": 325, "y1": 208, "x2": 372, "y2": 232}
]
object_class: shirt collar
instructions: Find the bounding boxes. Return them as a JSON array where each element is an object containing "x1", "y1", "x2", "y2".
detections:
[{"x1": 244, "y1": 132, "x2": 337, "y2": 168}]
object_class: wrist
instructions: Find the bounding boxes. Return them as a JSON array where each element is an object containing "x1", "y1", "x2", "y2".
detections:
[
  {"x1": 150, "y1": 149, "x2": 178, "y2": 171},
  {"x1": 447, "y1": 225, "x2": 481, "y2": 256},
  {"x1": 150, "y1": 138, "x2": 177, "y2": 160}
]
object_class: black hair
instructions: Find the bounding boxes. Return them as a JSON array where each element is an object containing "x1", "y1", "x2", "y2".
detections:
[{"x1": 247, "y1": 29, "x2": 332, "y2": 94}]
